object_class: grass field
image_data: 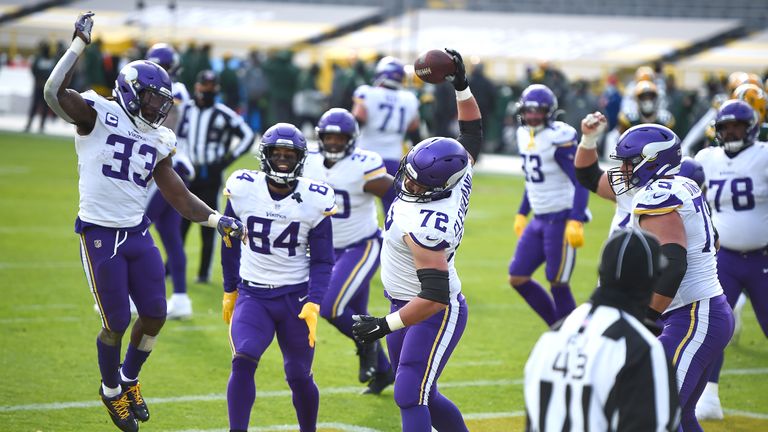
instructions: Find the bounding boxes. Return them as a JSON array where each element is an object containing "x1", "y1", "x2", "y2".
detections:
[{"x1": 0, "y1": 131, "x2": 766, "y2": 432}]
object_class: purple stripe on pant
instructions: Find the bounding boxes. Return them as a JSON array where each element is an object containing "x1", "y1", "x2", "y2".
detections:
[
  {"x1": 386, "y1": 294, "x2": 469, "y2": 432},
  {"x1": 659, "y1": 295, "x2": 733, "y2": 432},
  {"x1": 227, "y1": 290, "x2": 318, "y2": 431},
  {"x1": 79, "y1": 226, "x2": 167, "y2": 332}
]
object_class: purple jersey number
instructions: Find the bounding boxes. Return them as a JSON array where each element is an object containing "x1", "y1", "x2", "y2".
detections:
[
  {"x1": 246, "y1": 216, "x2": 301, "y2": 256},
  {"x1": 101, "y1": 133, "x2": 158, "y2": 187}
]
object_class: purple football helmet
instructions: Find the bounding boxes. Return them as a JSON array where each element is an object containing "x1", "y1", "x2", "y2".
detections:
[
  {"x1": 260, "y1": 123, "x2": 307, "y2": 185},
  {"x1": 678, "y1": 156, "x2": 705, "y2": 188},
  {"x1": 395, "y1": 137, "x2": 470, "y2": 203},
  {"x1": 608, "y1": 124, "x2": 681, "y2": 195},
  {"x1": 517, "y1": 84, "x2": 558, "y2": 130},
  {"x1": 146, "y1": 43, "x2": 180, "y2": 76},
  {"x1": 315, "y1": 108, "x2": 359, "y2": 162},
  {"x1": 373, "y1": 56, "x2": 405, "y2": 89},
  {"x1": 714, "y1": 99, "x2": 759, "y2": 154},
  {"x1": 114, "y1": 60, "x2": 173, "y2": 130}
]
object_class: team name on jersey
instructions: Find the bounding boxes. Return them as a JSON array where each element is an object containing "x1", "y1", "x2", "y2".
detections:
[{"x1": 453, "y1": 174, "x2": 473, "y2": 239}]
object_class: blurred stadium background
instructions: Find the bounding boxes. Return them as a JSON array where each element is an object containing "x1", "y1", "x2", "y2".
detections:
[{"x1": 1, "y1": 1, "x2": 767, "y2": 431}]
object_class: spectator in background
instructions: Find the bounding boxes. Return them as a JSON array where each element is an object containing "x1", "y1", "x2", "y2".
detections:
[
  {"x1": 470, "y1": 63, "x2": 496, "y2": 155},
  {"x1": 293, "y1": 63, "x2": 326, "y2": 131},
  {"x1": 329, "y1": 62, "x2": 359, "y2": 112},
  {"x1": 599, "y1": 74, "x2": 622, "y2": 131},
  {"x1": 219, "y1": 54, "x2": 241, "y2": 111},
  {"x1": 179, "y1": 42, "x2": 199, "y2": 90},
  {"x1": 25, "y1": 40, "x2": 55, "y2": 133},
  {"x1": 262, "y1": 49, "x2": 300, "y2": 125},
  {"x1": 666, "y1": 74, "x2": 697, "y2": 138},
  {"x1": 432, "y1": 81, "x2": 458, "y2": 137},
  {"x1": 83, "y1": 38, "x2": 108, "y2": 96},
  {"x1": 243, "y1": 50, "x2": 269, "y2": 133},
  {"x1": 562, "y1": 79, "x2": 599, "y2": 132}
]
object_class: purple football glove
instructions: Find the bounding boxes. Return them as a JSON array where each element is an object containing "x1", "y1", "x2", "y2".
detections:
[
  {"x1": 217, "y1": 216, "x2": 247, "y2": 248},
  {"x1": 73, "y1": 12, "x2": 95, "y2": 44}
]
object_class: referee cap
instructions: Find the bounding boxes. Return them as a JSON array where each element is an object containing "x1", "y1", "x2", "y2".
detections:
[
  {"x1": 598, "y1": 228, "x2": 664, "y2": 294},
  {"x1": 196, "y1": 69, "x2": 218, "y2": 85}
]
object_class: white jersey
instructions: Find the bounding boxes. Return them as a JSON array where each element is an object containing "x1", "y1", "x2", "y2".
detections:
[
  {"x1": 631, "y1": 176, "x2": 722, "y2": 312},
  {"x1": 381, "y1": 168, "x2": 473, "y2": 301},
  {"x1": 354, "y1": 85, "x2": 419, "y2": 161},
  {"x1": 303, "y1": 148, "x2": 388, "y2": 248},
  {"x1": 695, "y1": 143, "x2": 768, "y2": 251},
  {"x1": 609, "y1": 193, "x2": 634, "y2": 234},
  {"x1": 224, "y1": 170, "x2": 337, "y2": 286},
  {"x1": 76, "y1": 90, "x2": 176, "y2": 228},
  {"x1": 172, "y1": 81, "x2": 190, "y2": 105},
  {"x1": 516, "y1": 121, "x2": 578, "y2": 215}
]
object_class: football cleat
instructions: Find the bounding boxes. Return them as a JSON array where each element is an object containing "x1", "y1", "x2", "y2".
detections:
[
  {"x1": 356, "y1": 341, "x2": 378, "y2": 383},
  {"x1": 362, "y1": 370, "x2": 395, "y2": 395},
  {"x1": 166, "y1": 294, "x2": 192, "y2": 320},
  {"x1": 121, "y1": 380, "x2": 150, "y2": 422},
  {"x1": 99, "y1": 385, "x2": 139, "y2": 432}
]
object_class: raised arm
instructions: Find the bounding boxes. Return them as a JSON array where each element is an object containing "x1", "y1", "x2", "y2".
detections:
[
  {"x1": 574, "y1": 111, "x2": 616, "y2": 201},
  {"x1": 43, "y1": 12, "x2": 97, "y2": 135}
]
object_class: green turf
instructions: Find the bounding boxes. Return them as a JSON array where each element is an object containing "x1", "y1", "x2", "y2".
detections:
[{"x1": 0, "y1": 131, "x2": 765, "y2": 431}]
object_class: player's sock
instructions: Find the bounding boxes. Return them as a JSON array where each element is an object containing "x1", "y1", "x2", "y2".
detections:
[
  {"x1": 121, "y1": 343, "x2": 152, "y2": 381},
  {"x1": 428, "y1": 391, "x2": 468, "y2": 432},
  {"x1": 400, "y1": 405, "x2": 431, "y2": 432},
  {"x1": 96, "y1": 338, "x2": 122, "y2": 390},
  {"x1": 551, "y1": 284, "x2": 576, "y2": 320},
  {"x1": 227, "y1": 357, "x2": 257, "y2": 430},
  {"x1": 287, "y1": 376, "x2": 319, "y2": 431},
  {"x1": 375, "y1": 340, "x2": 391, "y2": 373},
  {"x1": 513, "y1": 280, "x2": 557, "y2": 325},
  {"x1": 101, "y1": 383, "x2": 122, "y2": 398}
]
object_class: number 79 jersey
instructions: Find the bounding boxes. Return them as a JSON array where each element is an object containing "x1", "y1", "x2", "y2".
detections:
[
  {"x1": 695, "y1": 143, "x2": 768, "y2": 251},
  {"x1": 224, "y1": 170, "x2": 337, "y2": 286},
  {"x1": 380, "y1": 168, "x2": 473, "y2": 301},
  {"x1": 76, "y1": 90, "x2": 176, "y2": 228},
  {"x1": 631, "y1": 176, "x2": 722, "y2": 312}
]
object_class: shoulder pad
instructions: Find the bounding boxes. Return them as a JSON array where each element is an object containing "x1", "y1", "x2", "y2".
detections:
[
  {"x1": 224, "y1": 169, "x2": 260, "y2": 199},
  {"x1": 297, "y1": 178, "x2": 337, "y2": 216},
  {"x1": 633, "y1": 182, "x2": 684, "y2": 216},
  {"x1": 353, "y1": 85, "x2": 370, "y2": 100},
  {"x1": 551, "y1": 122, "x2": 578, "y2": 146}
]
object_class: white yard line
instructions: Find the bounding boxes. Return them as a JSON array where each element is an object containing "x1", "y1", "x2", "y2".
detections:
[{"x1": 0, "y1": 316, "x2": 80, "y2": 324}]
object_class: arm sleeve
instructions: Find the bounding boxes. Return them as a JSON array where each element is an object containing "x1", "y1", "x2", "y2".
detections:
[
  {"x1": 458, "y1": 119, "x2": 483, "y2": 162},
  {"x1": 554, "y1": 144, "x2": 589, "y2": 221},
  {"x1": 221, "y1": 201, "x2": 242, "y2": 293},
  {"x1": 228, "y1": 114, "x2": 255, "y2": 160},
  {"x1": 307, "y1": 216, "x2": 335, "y2": 304},
  {"x1": 518, "y1": 188, "x2": 531, "y2": 216}
]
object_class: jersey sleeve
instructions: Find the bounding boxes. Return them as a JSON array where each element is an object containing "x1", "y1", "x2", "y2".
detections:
[
  {"x1": 395, "y1": 206, "x2": 453, "y2": 251},
  {"x1": 353, "y1": 85, "x2": 370, "y2": 102},
  {"x1": 304, "y1": 180, "x2": 338, "y2": 226},
  {"x1": 223, "y1": 169, "x2": 257, "y2": 212},
  {"x1": 551, "y1": 122, "x2": 578, "y2": 147},
  {"x1": 633, "y1": 186, "x2": 684, "y2": 216},
  {"x1": 361, "y1": 151, "x2": 387, "y2": 181},
  {"x1": 154, "y1": 127, "x2": 177, "y2": 161}
]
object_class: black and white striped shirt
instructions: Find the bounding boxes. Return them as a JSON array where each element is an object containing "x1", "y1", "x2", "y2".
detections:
[
  {"x1": 176, "y1": 101, "x2": 255, "y2": 167},
  {"x1": 524, "y1": 303, "x2": 680, "y2": 432}
]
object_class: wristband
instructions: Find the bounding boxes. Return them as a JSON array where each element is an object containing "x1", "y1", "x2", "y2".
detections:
[
  {"x1": 203, "y1": 212, "x2": 222, "y2": 228},
  {"x1": 579, "y1": 133, "x2": 599, "y2": 150},
  {"x1": 69, "y1": 38, "x2": 86, "y2": 56},
  {"x1": 385, "y1": 312, "x2": 405, "y2": 331},
  {"x1": 455, "y1": 88, "x2": 473, "y2": 101}
]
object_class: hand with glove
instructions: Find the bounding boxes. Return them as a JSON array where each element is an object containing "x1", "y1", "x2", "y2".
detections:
[
  {"x1": 565, "y1": 220, "x2": 584, "y2": 248},
  {"x1": 298, "y1": 302, "x2": 320, "y2": 348},
  {"x1": 222, "y1": 290, "x2": 238, "y2": 324},
  {"x1": 444, "y1": 48, "x2": 469, "y2": 91},
  {"x1": 352, "y1": 315, "x2": 392, "y2": 344},
  {"x1": 514, "y1": 214, "x2": 528, "y2": 237},
  {"x1": 73, "y1": 11, "x2": 95, "y2": 44},
  {"x1": 217, "y1": 216, "x2": 247, "y2": 248}
]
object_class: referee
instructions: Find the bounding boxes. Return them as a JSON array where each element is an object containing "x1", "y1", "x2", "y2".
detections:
[
  {"x1": 524, "y1": 228, "x2": 680, "y2": 432},
  {"x1": 177, "y1": 70, "x2": 255, "y2": 282}
]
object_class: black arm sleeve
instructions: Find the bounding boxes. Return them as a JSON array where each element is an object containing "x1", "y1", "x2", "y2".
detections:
[
  {"x1": 655, "y1": 243, "x2": 688, "y2": 298},
  {"x1": 575, "y1": 160, "x2": 604, "y2": 193},
  {"x1": 416, "y1": 268, "x2": 450, "y2": 305},
  {"x1": 458, "y1": 119, "x2": 483, "y2": 162}
]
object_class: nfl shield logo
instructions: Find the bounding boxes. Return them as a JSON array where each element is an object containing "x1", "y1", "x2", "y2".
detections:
[{"x1": 94, "y1": 239, "x2": 102, "y2": 248}]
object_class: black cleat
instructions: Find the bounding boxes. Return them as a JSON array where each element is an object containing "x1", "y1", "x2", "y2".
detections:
[
  {"x1": 356, "y1": 341, "x2": 378, "y2": 383},
  {"x1": 362, "y1": 369, "x2": 395, "y2": 395},
  {"x1": 122, "y1": 380, "x2": 150, "y2": 422},
  {"x1": 99, "y1": 385, "x2": 139, "y2": 432}
]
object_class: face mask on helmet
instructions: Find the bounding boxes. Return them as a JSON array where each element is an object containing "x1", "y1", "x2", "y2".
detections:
[
  {"x1": 521, "y1": 106, "x2": 548, "y2": 132},
  {"x1": 608, "y1": 125, "x2": 681, "y2": 195},
  {"x1": 715, "y1": 120, "x2": 750, "y2": 154},
  {"x1": 260, "y1": 145, "x2": 305, "y2": 185},
  {"x1": 318, "y1": 133, "x2": 353, "y2": 162},
  {"x1": 114, "y1": 61, "x2": 174, "y2": 131},
  {"x1": 714, "y1": 100, "x2": 759, "y2": 155},
  {"x1": 138, "y1": 89, "x2": 173, "y2": 128}
]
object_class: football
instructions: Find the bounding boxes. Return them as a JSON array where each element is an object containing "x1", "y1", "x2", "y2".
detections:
[{"x1": 413, "y1": 49, "x2": 456, "y2": 84}]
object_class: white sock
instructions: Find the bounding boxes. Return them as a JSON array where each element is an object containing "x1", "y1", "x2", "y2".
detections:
[
  {"x1": 102, "y1": 383, "x2": 121, "y2": 398},
  {"x1": 120, "y1": 368, "x2": 136, "y2": 384},
  {"x1": 704, "y1": 382, "x2": 720, "y2": 398}
]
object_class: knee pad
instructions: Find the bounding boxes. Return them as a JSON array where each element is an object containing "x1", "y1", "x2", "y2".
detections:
[
  {"x1": 393, "y1": 370, "x2": 424, "y2": 408},
  {"x1": 98, "y1": 328, "x2": 124, "y2": 346}
]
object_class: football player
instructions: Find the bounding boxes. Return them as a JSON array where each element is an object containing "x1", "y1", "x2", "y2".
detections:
[
  {"x1": 143, "y1": 42, "x2": 196, "y2": 319},
  {"x1": 508, "y1": 84, "x2": 589, "y2": 326},
  {"x1": 43, "y1": 12, "x2": 246, "y2": 432},
  {"x1": 617, "y1": 80, "x2": 675, "y2": 134},
  {"x1": 302, "y1": 108, "x2": 395, "y2": 393},
  {"x1": 352, "y1": 56, "x2": 421, "y2": 212},
  {"x1": 351, "y1": 49, "x2": 480, "y2": 432},
  {"x1": 220, "y1": 123, "x2": 336, "y2": 432},
  {"x1": 694, "y1": 100, "x2": 768, "y2": 420},
  {"x1": 575, "y1": 117, "x2": 734, "y2": 432}
]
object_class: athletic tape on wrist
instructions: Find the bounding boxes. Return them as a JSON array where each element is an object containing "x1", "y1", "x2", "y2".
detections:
[
  {"x1": 385, "y1": 312, "x2": 405, "y2": 331},
  {"x1": 456, "y1": 88, "x2": 473, "y2": 101}
]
